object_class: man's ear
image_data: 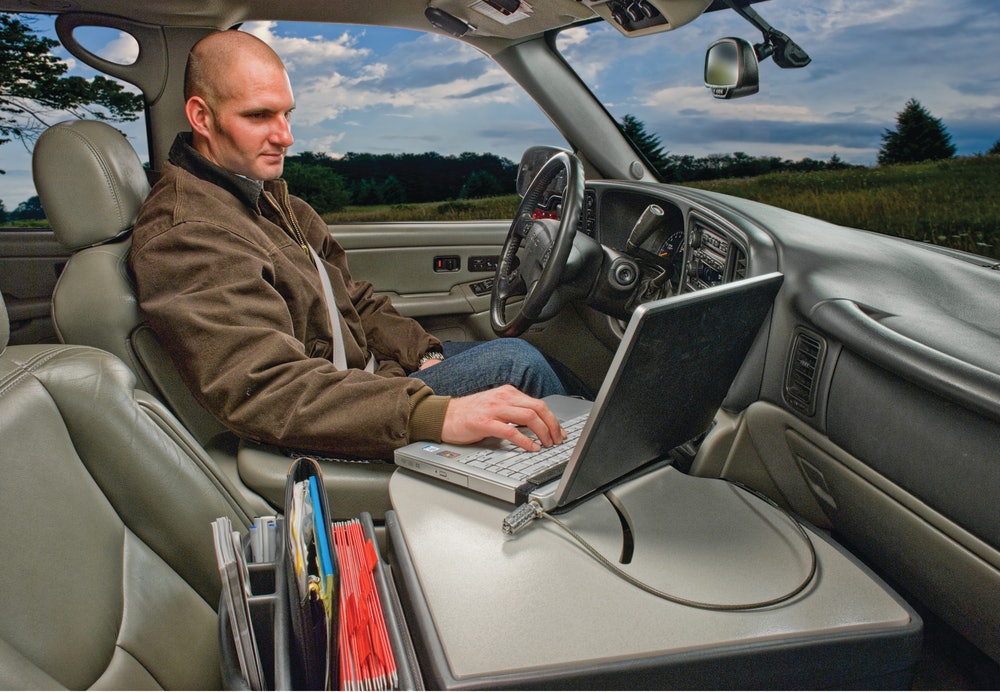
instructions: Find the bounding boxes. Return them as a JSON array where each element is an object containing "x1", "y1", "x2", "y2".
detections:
[{"x1": 185, "y1": 96, "x2": 214, "y2": 137}]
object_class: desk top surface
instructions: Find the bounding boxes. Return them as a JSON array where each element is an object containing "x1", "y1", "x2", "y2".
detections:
[{"x1": 388, "y1": 465, "x2": 913, "y2": 682}]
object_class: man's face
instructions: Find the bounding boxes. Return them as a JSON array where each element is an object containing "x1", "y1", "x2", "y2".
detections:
[{"x1": 190, "y1": 54, "x2": 295, "y2": 181}]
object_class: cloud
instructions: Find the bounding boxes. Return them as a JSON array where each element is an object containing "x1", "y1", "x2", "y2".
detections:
[
  {"x1": 790, "y1": 0, "x2": 921, "y2": 33},
  {"x1": 574, "y1": 0, "x2": 1000, "y2": 163},
  {"x1": 102, "y1": 30, "x2": 140, "y2": 65},
  {"x1": 298, "y1": 131, "x2": 347, "y2": 157},
  {"x1": 275, "y1": 26, "x2": 524, "y2": 132},
  {"x1": 243, "y1": 21, "x2": 371, "y2": 69},
  {"x1": 445, "y1": 83, "x2": 511, "y2": 100},
  {"x1": 246, "y1": 5, "x2": 997, "y2": 164}
]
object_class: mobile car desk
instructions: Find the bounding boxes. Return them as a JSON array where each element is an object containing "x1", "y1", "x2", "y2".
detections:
[{"x1": 386, "y1": 464, "x2": 922, "y2": 689}]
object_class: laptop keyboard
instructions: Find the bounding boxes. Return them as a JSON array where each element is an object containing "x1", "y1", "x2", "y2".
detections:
[{"x1": 463, "y1": 414, "x2": 589, "y2": 482}]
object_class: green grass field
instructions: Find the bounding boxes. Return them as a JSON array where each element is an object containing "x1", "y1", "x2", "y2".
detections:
[
  {"x1": 685, "y1": 156, "x2": 1000, "y2": 260},
  {"x1": 323, "y1": 156, "x2": 1000, "y2": 261},
  {"x1": 323, "y1": 197, "x2": 521, "y2": 223}
]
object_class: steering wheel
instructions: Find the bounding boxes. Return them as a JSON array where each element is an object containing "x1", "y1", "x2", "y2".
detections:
[{"x1": 491, "y1": 150, "x2": 584, "y2": 337}]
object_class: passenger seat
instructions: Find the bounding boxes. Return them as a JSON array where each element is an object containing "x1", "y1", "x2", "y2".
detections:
[{"x1": 0, "y1": 291, "x2": 255, "y2": 689}]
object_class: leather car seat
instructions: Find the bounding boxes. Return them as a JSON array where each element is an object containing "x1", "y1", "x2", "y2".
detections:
[
  {"x1": 32, "y1": 119, "x2": 227, "y2": 445},
  {"x1": 32, "y1": 120, "x2": 395, "y2": 520},
  {"x1": 0, "y1": 291, "x2": 255, "y2": 689}
]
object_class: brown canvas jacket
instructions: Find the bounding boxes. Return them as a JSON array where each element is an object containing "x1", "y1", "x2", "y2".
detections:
[{"x1": 129, "y1": 133, "x2": 449, "y2": 458}]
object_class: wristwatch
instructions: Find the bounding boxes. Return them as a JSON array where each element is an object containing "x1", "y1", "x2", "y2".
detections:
[{"x1": 418, "y1": 350, "x2": 445, "y2": 367}]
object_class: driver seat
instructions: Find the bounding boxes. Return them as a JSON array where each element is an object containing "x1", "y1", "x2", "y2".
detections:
[
  {"x1": 32, "y1": 120, "x2": 395, "y2": 519},
  {"x1": 33, "y1": 119, "x2": 226, "y2": 445}
]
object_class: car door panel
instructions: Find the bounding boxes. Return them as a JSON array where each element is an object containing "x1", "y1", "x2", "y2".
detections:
[
  {"x1": 330, "y1": 219, "x2": 614, "y2": 388},
  {"x1": 0, "y1": 229, "x2": 67, "y2": 345},
  {"x1": 331, "y1": 221, "x2": 507, "y2": 341},
  {"x1": 331, "y1": 221, "x2": 506, "y2": 294}
]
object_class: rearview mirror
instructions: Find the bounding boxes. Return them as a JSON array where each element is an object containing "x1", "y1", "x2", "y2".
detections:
[{"x1": 704, "y1": 37, "x2": 759, "y2": 99}]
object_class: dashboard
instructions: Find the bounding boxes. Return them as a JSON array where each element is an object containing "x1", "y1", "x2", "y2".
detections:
[{"x1": 578, "y1": 185, "x2": 752, "y2": 296}]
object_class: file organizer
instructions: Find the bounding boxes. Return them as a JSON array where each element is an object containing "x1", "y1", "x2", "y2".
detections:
[
  {"x1": 220, "y1": 458, "x2": 422, "y2": 690},
  {"x1": 285, "y1": 457, "x2": 340, "y2": 689}
]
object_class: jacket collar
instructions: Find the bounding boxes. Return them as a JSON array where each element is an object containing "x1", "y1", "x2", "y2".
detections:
[{"x1": 168, "y1": 132, "x2": 267, "y2": 210}]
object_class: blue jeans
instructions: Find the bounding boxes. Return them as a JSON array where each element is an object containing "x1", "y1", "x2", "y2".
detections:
[{"x1": 409, "y1": 339, "x2": 567, "y2": 399}]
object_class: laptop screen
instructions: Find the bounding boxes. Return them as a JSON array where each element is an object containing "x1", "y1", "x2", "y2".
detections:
[{"x1": 552, "y1": 272, "x2": 783, "y2": 508}]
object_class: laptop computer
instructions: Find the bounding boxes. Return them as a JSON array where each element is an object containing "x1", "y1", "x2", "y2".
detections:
[{"x1": 394, "y1": 272, "x2": 783, "y2": 512}]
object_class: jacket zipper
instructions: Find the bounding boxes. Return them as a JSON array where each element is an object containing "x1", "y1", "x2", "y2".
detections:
[{"x1": 261, "y1": 183, "x2": 309, "y2": 253}]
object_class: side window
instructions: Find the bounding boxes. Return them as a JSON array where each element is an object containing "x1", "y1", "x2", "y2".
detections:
[
  {"x1": 0, "y1": 14, "x2": 147, "y2": 228},
  {"x1": 245, "y1": 21, "x2": 563, "y2": 222}
]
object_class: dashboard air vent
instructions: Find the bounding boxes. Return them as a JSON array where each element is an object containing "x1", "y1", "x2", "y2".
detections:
[
  {"x1": 578, "y1": 188, "x2": 597, "y2": 237},
  {"x1": 784, "y1": 329, "x2": 826, "y2": 416},
  {"x1": 731, "y1": 247, "x2": 748, "y2": 281}
]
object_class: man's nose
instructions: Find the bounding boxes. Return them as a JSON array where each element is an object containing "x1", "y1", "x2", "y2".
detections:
[{"x1": 272, "y1": 116, "x2": 294, "y2": 147}]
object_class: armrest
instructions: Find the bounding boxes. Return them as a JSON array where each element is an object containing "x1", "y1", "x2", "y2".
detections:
[{"x1": 237, "y1": 440, "x2": 397, "y2": 520}]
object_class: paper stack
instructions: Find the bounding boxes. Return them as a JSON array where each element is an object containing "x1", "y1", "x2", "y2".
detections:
[
  {"x1": 333, "y1": 518, "x2": 399, "y2": 691},
  {"x1": 212, "y1": 515, "x2": 265, "y2": 690}
]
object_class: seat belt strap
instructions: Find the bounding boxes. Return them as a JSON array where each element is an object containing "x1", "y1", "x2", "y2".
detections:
[{"x1": 309, "y1": 246, "x2": 375, "y2": 373}]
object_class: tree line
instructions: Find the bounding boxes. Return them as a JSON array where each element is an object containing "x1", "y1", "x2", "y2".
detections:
[
  {"x1": 0, "y1": 145, "x2": 862, "y2": 222},
  {"x1": 281, "y1": 150, "x2": 519, "y2": 214}
]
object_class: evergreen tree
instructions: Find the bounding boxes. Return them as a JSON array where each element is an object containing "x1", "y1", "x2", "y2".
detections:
[
  {"x1": 620, "y1": 114, "x2": 672, "y2": 179},
  {"x1": 878, "y1": 98, "x2": 956, "y2": 165},
  {"x1": 10, "y1": 195, "x2": 45, "y2": 221},
  {"x1": 987, "y1": 139, "x2": 1000, "y2": 156},
  {"x1": 379, "y1": 175, "x2": 407, "y2": 205},
  {"x1": 0, "y1": 16, "x2": 144, "y2": 147},
  {"x1": 459, "y1": 170, "x2": 503, "y2": 199},
  {"x1": 282, "y1": 160, "x2": 351, "y2": 214},
  {"x1": 354, "y1": 178, "x2": 384, "y2": 206},
  {"x1": 827, "y1": 154, "x2": 849, "y2": 169}
]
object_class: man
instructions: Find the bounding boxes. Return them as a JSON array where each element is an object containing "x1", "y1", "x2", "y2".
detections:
[{"x1": 130, "y1": 30, "x2": 567, "y2": 460}]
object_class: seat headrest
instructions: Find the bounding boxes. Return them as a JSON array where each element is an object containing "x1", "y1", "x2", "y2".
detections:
[
  {"x1": 33, "y1": 120, "x2": 151, "y2": 252},
  {"x1": 0, "y1": 291, "x2": 8, "y2": 353}
]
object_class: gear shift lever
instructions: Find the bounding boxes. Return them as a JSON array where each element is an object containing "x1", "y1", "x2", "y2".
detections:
[{"x1": 625, "y1": 204, "x2": 664, "y2": 255}]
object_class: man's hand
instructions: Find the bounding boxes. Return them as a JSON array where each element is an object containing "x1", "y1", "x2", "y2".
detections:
[{"x1": 441, "y1": 385, "x2": 566, "y2": 452}]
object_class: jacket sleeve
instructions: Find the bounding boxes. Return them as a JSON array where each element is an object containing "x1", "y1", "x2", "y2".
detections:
[{"x1": 131, "y1": 187, "x2": 446, "y2": 459}]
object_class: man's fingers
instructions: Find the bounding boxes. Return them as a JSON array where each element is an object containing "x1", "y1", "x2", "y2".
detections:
[
  {"x1": 440, "y1": 386, "x2": 567, "y2": 452},
  {"x1": 489, "y1": 420, "x2": 543, "y2": 452},
  {"x1": 500, "y1": 402, "x2": 564, "y2": 448},
  {"x1": 492, "y1": 385, "x2": 565, "y2": 446}
]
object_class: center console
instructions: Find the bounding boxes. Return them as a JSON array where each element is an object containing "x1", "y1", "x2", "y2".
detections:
[{"x1": 685, "y1": 213, "x2": 749, "y2": 290}]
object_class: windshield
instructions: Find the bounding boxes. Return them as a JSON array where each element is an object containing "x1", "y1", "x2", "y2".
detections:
[{"x1": 555, "y1": 3, "x2": 996, "y2": 183}]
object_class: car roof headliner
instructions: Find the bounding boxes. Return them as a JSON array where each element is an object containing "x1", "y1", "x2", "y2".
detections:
[{"x1": 0, "y1": 0, "x2": 768, "y2": 47}]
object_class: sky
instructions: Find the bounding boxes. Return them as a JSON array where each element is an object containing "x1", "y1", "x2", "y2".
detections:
[{"x1": 2, "y1": 0, "x2": 999, "y2": 210}]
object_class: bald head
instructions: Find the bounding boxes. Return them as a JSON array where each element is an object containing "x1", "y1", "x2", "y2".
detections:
[
  {"x1": 182, "y1": 29, "x2": 295, "y2": 180},
  {"x1": 184, "y1": 30, "x2": 286, "y2": 107}
]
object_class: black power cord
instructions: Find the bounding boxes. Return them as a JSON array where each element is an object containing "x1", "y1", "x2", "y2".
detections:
[{"x1": 504, "y1": 480, "x2": 818, "y2": 611}]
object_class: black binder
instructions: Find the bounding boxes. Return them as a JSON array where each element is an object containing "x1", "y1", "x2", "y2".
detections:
[{"x1": 285, "y1": 456, "x2": 339, "y2": 690}]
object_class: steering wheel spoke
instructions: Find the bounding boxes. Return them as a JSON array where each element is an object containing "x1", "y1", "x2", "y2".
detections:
[{"x1": 495, "y1": 266, "x2": 526, "y2": 302}]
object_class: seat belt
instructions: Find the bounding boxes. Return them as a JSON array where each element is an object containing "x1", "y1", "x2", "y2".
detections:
[{"x1": 309, "y1": 246, "x2": 376, "y2": 373}]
